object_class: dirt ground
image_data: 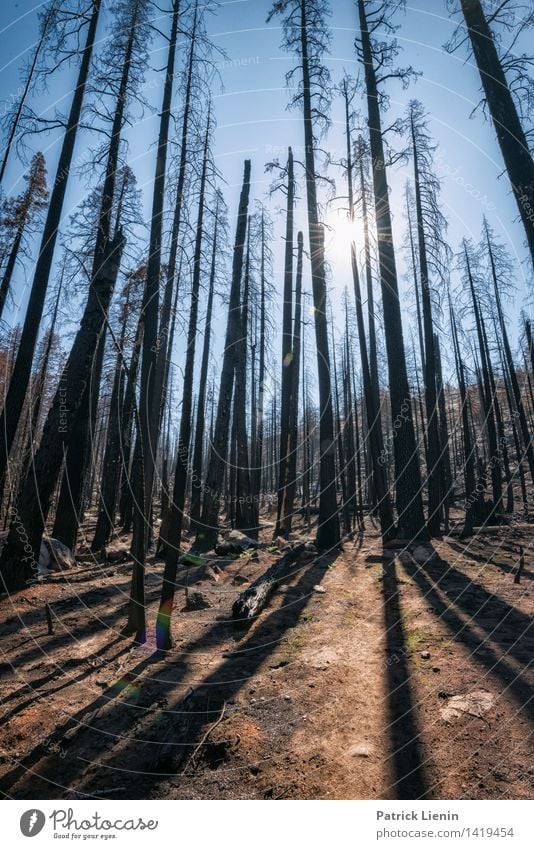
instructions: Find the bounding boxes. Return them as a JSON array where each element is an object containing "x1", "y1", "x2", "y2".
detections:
[{"x1": 0, "y1": 516, "x2": 532, "y2": 800}]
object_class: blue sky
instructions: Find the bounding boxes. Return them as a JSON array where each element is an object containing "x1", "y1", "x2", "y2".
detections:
[{"x1": 0, "y1": 0, "x2": 531, "y2": 376}]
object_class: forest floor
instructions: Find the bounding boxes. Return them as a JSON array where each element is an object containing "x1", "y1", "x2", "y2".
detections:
[{"x1": 0, "y1": 514, "x2": 532, "y2": 800}]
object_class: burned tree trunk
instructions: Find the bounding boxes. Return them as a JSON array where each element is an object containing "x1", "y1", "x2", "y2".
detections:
[
  {"x1": 189, "y1": 195, "x2": 219, "y2": 532},
  {"x1": 357, "y1": 0, "x2": 426, "y2": 540},
  {"x1": 275, "y1": 148, "x2": 295, "y2": 538},
  {"x1": 194, "y1": 160, "x2": 251, "y2": 553},
  {"x1": 459, "y1": 0, "x2": 534, "y2": 265},
  {"x1": 0, "y1": 0, "x2": 101, "y2": 488}
]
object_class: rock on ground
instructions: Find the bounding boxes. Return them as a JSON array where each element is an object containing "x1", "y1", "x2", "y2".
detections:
[
  {"x1": 39, "y1": 538, "x2": 76, "y2": 573},
  {"x1": 440, "y1": 691, "x2": 494, "y2": 723},
  {"x1": 215, "y1": 529, "x2": 259, "y2": 555}
]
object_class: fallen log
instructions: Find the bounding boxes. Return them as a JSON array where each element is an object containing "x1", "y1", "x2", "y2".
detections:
[{"x1": 232, "y1": 544, "x2": 304, "y2": 622}]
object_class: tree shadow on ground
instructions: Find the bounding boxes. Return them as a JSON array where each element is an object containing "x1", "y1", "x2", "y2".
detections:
[
  {"x1": 0, "y1": 577, "x2": 137, "y2": 640},
  {"x1": 0, "y1": 639, "x2": 129, "y2": 724},
  {"x1": 0, "y1": 574, "x2": 170, "y2": 668},
  {"x1": 447, "y1": 540, "x2": 532, "y2": 580},
  {"x1": 380, "y1": 550, "x2": 429, "y2": 800},
  {"x1": 0, "y1": 552, "x2": 338, "y2": 799},
  {"x1": 400, "y1": 553, "x2": 533, "y2": 721},
  {"x1": 421, "y1": 554, "x2": 532, "y2": 669}
]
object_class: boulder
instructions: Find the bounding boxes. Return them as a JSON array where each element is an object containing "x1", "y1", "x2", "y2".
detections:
[
  {"x1": 412, "y1": 545, "x2": 437, "y2": 565},
  {"x1": 40, "y1": 538, "x2": 76, "y2": 573},
  {"x1": 215, "y1": 529, "x2": 259, "y2": 555},
  {"x1": 440, "y1": 690, "x2": 494, "y2": 723}
]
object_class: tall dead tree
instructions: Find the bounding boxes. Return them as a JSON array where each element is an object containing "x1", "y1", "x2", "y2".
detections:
[
  {"x1": 463, "y1": 240, "x2": 503, "y2": 514},
  {"x1": 189, "y1": 192, "x2": 223, "y2": 531},
  {"x1": 0, "y1": 1, "x2": 57, "y2": 185},
  {"x1": 251, "y1": 206, "x2": 270, "y2": 516},
  {"x1": 194, "y1": 160, "x2": 251, "y2": 552},
  {"x1": 156, "y1": 113, "x2": 212, "y2": 650},
  {"x1": 483, "y1": 219, "x2": 534, "y2": 485},
  {"x1": 409, "y1": 100, "x2": 450, "y2": 535},
  {"x1": 0, "y1": 0, "x2": 101, "y2": 493},
  {"x1": 127, "y1": 0, "x2": 181, "y2": 641},
  {"x1": 339, "y1": 77, "x2": 392, "y2": 537},
  {"x1": 356, "y1": 0, "x2": 426, "y2": 540},
  {"x1": 279, "y1": 230, "x2": 303, "y2": 535},
  {"x1": 91, "y1": 284, "x2": 134, "y2": 551},
  {"x1": 275, "y1": 147, "x2": 295, "y2": 537},
  {"x1": 268, "y1": 0, "x2": 339, "y2": 549},
  {"x1": 0, "y1": 0, "x2": 151, "y2": 590},
  {"x1": 449, "y1": 0, "x2": 534, "y2": 265},
  {"x1": 234, "y1": 221, "x2": 257, "y2": 534},
  {"x1": 449, "y1": 294, "x2": 477, "y2": 537},
  {"x1": 0, "y1": 153, "x2": 48, "y2": 321}
]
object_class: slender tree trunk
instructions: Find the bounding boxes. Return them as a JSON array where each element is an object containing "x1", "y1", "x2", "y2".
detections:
[
  {"x1": 52, "y1": 331, "x2": 105, "y2": 549},
  {"x1": 300, "y1": 1, "x2": 339, "y2": 549},
  {"x1": 435, "y1": 334, "x2": 452, "y2": 530},
  {"x1": 357, "y1": 0, "x2": 426, "y2": 539},
  {"x1": 412, "y1": 120, "x2": 442, "y2": 535},
  {"x1": 465, "y1": 245, "x2": 503, "y2": 513},
  {"x1": 0, "y1": 221, "x2": 25, "y2": 322},
  {"x1": 234, "y1": 222, "x2": 257, "y2": 534},
  {"x1": 0, "y1": 0, "x2": 101, "y2": 489},
  {"x1": 332, "y1": 327, "x2": 351, "y2": 536},
  {"x1": 525, "y1": 319, "x2": 534, "y2": 375},
  {"x1": 497, "y1": 329, "x2": 528, "y2": 514},
  {"x1": 156, "y1": 115, "x2": 210, "y2": 649},
  {"x1": 450, "y1": 299, "x2": 477, "y2": 537},
  {"x1": 275, "y1": 148, "x2": 295, "y2": 537},
  {"x1": 486, "y1": 225, "x2": 534, "y2": 484},
  {"x1": 460, "y1": 0, "x2": 534, "y2": 265},
  {"x1": 0, "y1": 3, "x2": 55, "y2": 186},
  {"x1": 127, "y1": 0, "x2": 181, "y2": 641},
  {"x1": 352, "y1": 373, "x2": 365, "y2": 529},
  {"x1": 153, "y1": 0, "x2": 199, "y2": 446},
  {"x1": 119, "y1": 313, "x2": 143, "y2": 530},
  {"x1": 407, "y1": 199, "x2": 425, "y2": 373},
  {"x1": 194, "y1": 160, "x2": 251, "y2": 552},
  {"x1": 279, "y1": 230, "x2": 303, "y2": 536},
  {"x1": 342, "y1": 339, "x2": 357, "y2": 530},
  {"x1": 480, "y1": 311, "x2": 513, "y2": 512},
  {"x1": 91, "y1": 308, "x2": 130, "y2": 551},
  {"x1": 358, "y1": 158, "x2": 380, "y2": 420},
  {"x1": 251, "y1": 208, "x2": 267, "y2": 515},
  {"x1": 189, "y1": 198, "x2": 219, "y2": 531}
]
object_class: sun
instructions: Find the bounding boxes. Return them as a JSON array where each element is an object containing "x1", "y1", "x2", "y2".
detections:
[{"x1": 323, "y1": 209, "x2": 359, "y2": 265}]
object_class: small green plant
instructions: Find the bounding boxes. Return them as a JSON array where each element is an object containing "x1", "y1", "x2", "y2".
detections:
[
  {"x1": 405, "y1": 629, "x2": 425, "y2": 654},
  {"x1": 298, "y1": 609, "x2": 314, "y2": 624}
]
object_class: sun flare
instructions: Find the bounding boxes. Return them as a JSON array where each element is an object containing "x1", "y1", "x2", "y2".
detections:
[{"x1": 323, "y1": 210, "x2": 359, "y2": 264}]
